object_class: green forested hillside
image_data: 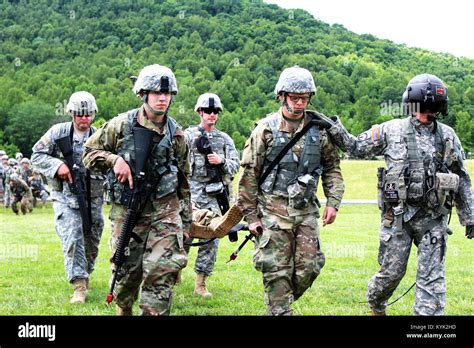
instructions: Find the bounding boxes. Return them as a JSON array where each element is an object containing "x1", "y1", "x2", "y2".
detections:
[{"x1": 1, "y1": 0, "x2": 473, "y2": 156}]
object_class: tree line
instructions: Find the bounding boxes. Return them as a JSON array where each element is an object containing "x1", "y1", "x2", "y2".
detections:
[{"x1": 0, "y1": 0, "x2": 472, "y2": 157}]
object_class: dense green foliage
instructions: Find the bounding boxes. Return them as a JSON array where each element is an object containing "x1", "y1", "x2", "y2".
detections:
[{"x1": 1, "y1": 0, "x2": 473, "y2": 157}]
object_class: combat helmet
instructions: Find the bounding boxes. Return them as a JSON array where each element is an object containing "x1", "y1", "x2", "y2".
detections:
[{"x1": 402, "y1": 74, "x2": 448, "y2": 116}]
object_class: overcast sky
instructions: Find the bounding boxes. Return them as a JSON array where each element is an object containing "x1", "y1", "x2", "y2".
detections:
[{"x1": 264, "y1": 0, "x2": 474, "y2": 59}]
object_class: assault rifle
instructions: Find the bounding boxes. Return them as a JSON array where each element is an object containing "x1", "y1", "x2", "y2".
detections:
[
  {"x1": 55, "y1": 136, "x2": 91, "y2": 236},
  {"x1": 106, "y1": 126, "x2": 156, "y2": 304}
]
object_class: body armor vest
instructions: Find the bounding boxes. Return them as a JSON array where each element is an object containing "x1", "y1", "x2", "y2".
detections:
[
  {"x1": 108, "y1": 109, "x2": 179, "y2": 204},
  {"x1": 381, "y1": 117, "x2": 458, "y2": 214},
  {"x1": 54, "y1": 124, "x2": 104, "y2": 198},
  {"x1": 189, "y1": 126, "x2": 227, "y2": 180},
  {"x1": 260, "y1": 113, "x2": 322, "y2": 195}
]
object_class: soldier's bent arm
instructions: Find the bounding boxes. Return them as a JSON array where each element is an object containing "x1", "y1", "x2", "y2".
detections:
[
  {"x1": 450, "y1": 134, "x2": 474, "y2": 226},
  {"x1": 237, "y1": 124, "x2": 269, "y2": 224},
  {"x1": 320, "y1": 130, "x2": 345, "y2": 210},
  {"x1": 174, "y1": 131, "x2": 192, "y2": 231},
  {"x1": 31, "y1": 125, "x2": 67, "y2": 179},
  {"x1": 328, "y1": 122, "x2": 387, "y2": 158},
  {"x1": 221, "y1": 134, "x2": 240, "y2": 176}
]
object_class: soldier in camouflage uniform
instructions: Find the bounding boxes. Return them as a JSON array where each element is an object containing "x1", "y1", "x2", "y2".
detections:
[
  {"x1": 31, "y1": 91, "x2": 106, "y2": 304},
  {"x1": 3, "y1": 158, "x2": 17, "y2": 208},
  {"x1": 0, "y1": 150, "x2": 6, "y2": 201},
  {"x1": 19, "y1": 158, "x2": 33, "y2": 183},
  {"x1": 183, "y1": 93, "x2": 240, "y2": 297},
  {"x1": 237, "y1": 66, "x2": 345, "y2": 315},
  {"x1": 30, "y1": 169, "x2": 49, "y2": 207},
  {"x1": 327, "y1": 74, "x2": 474, "y2": 315},
  {"x1": 8, "y1": 173, "x2": 33, "y2": 215},
  {"x1": 83, "y1": 64, "x2": 191, "y2": 316}
]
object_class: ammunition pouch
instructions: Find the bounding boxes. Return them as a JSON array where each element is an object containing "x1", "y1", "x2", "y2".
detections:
[
  {"x1": 436, "y1": 172, "x2": 459, "y2": 192},
  {"x1": 406, "y1": 167, "x2": 425, "y2": 202},
  {"x1": 287, "y1": 174, "x2": 317, "y2": 210},
  {"x1": 205, "y1": 181, "x2": 224, "y2": 195},
  {"x1": 435, "y1": 172, "x2": 459, "y2": 208}
]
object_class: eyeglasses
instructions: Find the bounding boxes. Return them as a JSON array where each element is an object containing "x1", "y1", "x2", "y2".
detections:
[
  {"x1": 201, "y1": 108, "x2": 220, "y2": 115},
  {"x1": 287, "y1": 95, "x2": 311, "y2": 103},
  {"x1": 73, "y1": 114, "x2": 93, "y2": 118}
]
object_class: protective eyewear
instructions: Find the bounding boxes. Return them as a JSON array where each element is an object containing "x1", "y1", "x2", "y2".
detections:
[
  {"x1": 287, "y1": 95, "x2": 311, "y2": 103},
  {"x1": 201, "y1": 108, "x2": 220, "y2": 115}
]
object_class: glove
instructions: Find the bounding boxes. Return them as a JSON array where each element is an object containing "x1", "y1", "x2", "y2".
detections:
[
  {"x1": 306, "y1": 110, "x2": 339, "y2": 129},
  {"x1": 466, "y1": 225, "x2": 474, "y2": 239}
]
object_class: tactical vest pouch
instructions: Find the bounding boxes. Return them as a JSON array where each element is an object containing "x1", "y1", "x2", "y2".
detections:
[
  {"x1": 260, "y1": 169, "x2": 277, "y2": 194},
  {"x1": 205, "y1": 181, "x2": 224, "y2": 195},
  {"x1": 436, "y1": 172, "x2": 459, "y2": 193},
  {"x1": 435, "y1": 172, "x2": 459, "y2": 209},
  {"x1": 383, "y1": 171, "x2": 401, "y2": 203},
  {"x1": 407, "y1": 167, "x2": 425, "y2": 202},
  {"x1": 287, "y1": 174, "x2": 317, "y2": 209}
]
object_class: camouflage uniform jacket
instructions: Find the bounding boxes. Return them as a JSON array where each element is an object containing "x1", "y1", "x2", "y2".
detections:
[
  {"x1": 329, "y1": 117, "x2": 473, "y2": 226},
  {"x1": 238, "y1": 108, "x2": 344, "y2": 224},
  {"x1": 82, "y1": 106, "x2": 192, "y2": 230},
  {"x1": 184, "y1": 125, "x2": 240, "y2": 206},
  {"x1": 31, "y1": 122, "x2": 105, "y2": 208},
  {"x1": 9, "y1": 178, "x2": 32, "y2": 200}
]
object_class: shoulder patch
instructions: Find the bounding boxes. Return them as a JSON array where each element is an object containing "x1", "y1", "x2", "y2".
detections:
[{"x1": 371, "y1": 126, "x2": 381, "y2": 142}]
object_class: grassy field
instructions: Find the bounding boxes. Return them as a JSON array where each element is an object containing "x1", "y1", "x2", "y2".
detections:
[{"x1": 0, "y1": 160, "x2": 472, "y2": 316}]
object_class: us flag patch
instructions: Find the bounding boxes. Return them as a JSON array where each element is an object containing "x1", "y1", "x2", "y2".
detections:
[{"x1": 371, "y1": 126, "x2": 381, "y2": 142}]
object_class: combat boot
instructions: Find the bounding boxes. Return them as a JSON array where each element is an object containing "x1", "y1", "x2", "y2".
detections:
[
  {"x1": 194, "y1": 273, "x2": 212, "y2": 298},
  {"x1": 70, "y1": 278, "x2": 87, "y2": 304},
  {"x1": 371, "y1": 308, "x2": 386, "y2": 316},
  {"x1": 116, "y1": 305, "x2": 133, "y2": 316}
]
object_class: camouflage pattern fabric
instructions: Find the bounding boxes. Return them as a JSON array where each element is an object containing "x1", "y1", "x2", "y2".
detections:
[
  {"x1": 368, "y1": 214, "x2": 447, "y2": 315},
  {"x1": 83, "y1": 106, "x2": 191, "y2": 315},
  {"x1": 31, "y1": 122, "x2": 106, "y2": 284},
  {"x1": 238, "y1": 109, "x2": 344, "y2": 315},
  {"x1": 253, "y1": 212, "x2": 325, "y2": 315},
  {"x1": 9, "y1": 178, "x2": 33, "y2": 214},
  {"x1": 184, "y1": 126, "x2": 240, "y2": 276},
  {"x1": 54, "y1": 198, "x2": 104, "y2": 281},
  {"x1": 328, "y1": 116, "x2": 473, "y2": 315}
]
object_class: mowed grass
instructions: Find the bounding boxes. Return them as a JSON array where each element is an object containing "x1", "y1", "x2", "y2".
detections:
[{"x1": 0, "y1": 160, "x2": 472, "y2": 315}]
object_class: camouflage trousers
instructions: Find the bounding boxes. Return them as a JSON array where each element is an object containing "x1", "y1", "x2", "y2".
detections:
[
  {"x1": 53, "y1": 199, "x2": 104, "y2": 282},
  {"x1": 3, "y1": 184, "x2": 10, "y2": 207},
  {"x1": 184, "y1": 200, "x2": 220, "y2": 276},
  {"x1": 367, "y1": 213, "x2": 448, "y2": 315},
  {"x1": 110, "y1": 203, "x2": 188, "y2": 315},
  {"x1": 253, "y1": 211, "x2": 325, "y2": 315},
  {"x1": 11, "y1": 195, "x2": 33, "y2": 215}
]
